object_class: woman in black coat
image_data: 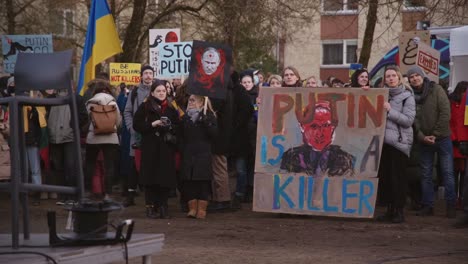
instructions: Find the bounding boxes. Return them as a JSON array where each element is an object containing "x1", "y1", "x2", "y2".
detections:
[
  {"x1": 133, "y1": 80, "x2": 179, "y2": 219},
  {"x1": 180, "y1": 95, "x2": 217, "y2": 219}
]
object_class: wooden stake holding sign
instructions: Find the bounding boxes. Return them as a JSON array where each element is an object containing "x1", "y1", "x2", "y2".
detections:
[{"x1": 203, "y1": 96, "x2": 208, "y2": 115}]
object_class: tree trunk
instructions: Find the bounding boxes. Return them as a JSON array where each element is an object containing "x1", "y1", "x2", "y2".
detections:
[
  {"x1": 358, "y1": 0, "x2": 378, "y2": 68},
  {"x1": 119, "y1": 0, "x2": 147, "y2": 62},
  {"x1": 7, "y1": 0, "x2": 15, "y2": 34}
]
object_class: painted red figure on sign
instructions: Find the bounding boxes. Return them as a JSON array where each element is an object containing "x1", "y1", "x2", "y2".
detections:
[{"x1": 281, "y1": 101, "x2": 355, "y2": 176}]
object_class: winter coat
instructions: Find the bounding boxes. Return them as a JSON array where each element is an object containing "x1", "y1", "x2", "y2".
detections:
[
  {"x1": 47, "y1": 91, "x2": 88, "y2": 144},
  {"x1": 179, "y1": 111, "x2": 217, "y2": 181},
  {"x1": 24, "y1": 106, "x2": 42, "y2": 146},
  {"x1": 230, "y1": 84, "x2": 255, "y2": 157},
  {"x1": 133, "y1": 97, "x2": 178, "y2": 187},
  {"x1": 124, "y1": 83, "x2": 151, "y2": 156},
  {"x1": 413, "y1": 79, "x2": 451, "y2": 142},
  {"x1": 246, "y1": 86, "x2": 259, "y2": 153},
  {"x1": 0, "y1": 107, "x2": 9, "y2": 180},
  {"x1": 117, "y1": 90, "x2": 131, "y2": 175},
  {"x1": 85, "y1": 92, "x2": 121, "y2": 145},
  {"x1": 210, "y1": 97, "x2": 230, "y2": 155},
  {"x1": 384, "y1": 85, "x2": 416, "y2": 157},
  {"x1": 450, "y1": 91, "x2": 468, "y2": 158}
]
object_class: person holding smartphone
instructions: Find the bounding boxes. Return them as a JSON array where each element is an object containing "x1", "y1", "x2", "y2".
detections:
[{"x1": 133, "y1": 80, "x2": 179, "y2": 219}]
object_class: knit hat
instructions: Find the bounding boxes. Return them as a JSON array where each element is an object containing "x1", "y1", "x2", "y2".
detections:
[
  {"x1": 406, "y1": 66, "x2": 425, "y2": 78},
  {"x1": 141, "y1": 65, "x2": 154, "y2": 76},
  {"x1": 7, "y1": 76, "x2": 14, "y2": 87},
  {"x1": 240, "y1": 69, "x2": 254, "y2": 81},
  {"x1": 240, "y1": 68, "x2": 259, "y2": 81}
]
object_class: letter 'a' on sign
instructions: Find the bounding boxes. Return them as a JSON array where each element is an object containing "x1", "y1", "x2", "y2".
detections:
[{"x1": 253, "y1": 87, "x2": 388, "y2": 218}]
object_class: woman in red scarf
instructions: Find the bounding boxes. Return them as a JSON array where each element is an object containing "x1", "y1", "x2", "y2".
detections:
[{"x1": 133, "y1": 80, "x2": 179, "y2": 219}]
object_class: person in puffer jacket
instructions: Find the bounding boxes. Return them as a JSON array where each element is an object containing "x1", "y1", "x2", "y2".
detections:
[{"x1": 376, "y1": 65, "x2": 416, "y2": 224}]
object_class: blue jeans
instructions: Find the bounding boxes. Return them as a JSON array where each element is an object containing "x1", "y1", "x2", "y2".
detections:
[
  {"x1": 463, "y1": 162, "x2": 468, "y2": 214},
  {"x1": 26, "y1": 146, "x2": 42, "y2": 185},
  {"x1": 235, "y1": 157, "x2": 254, "y2": 196},
  {"x1": 420, "y1": 136, "x2": 456, "y2": 207}
]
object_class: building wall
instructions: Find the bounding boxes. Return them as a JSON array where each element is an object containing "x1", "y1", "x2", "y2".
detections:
[
  {"x1": 284, "y1": 1, "x2": 444, "y2": 85},
  {"x1": 283, "y1": 20, "x2": 321, "y2": 82}
]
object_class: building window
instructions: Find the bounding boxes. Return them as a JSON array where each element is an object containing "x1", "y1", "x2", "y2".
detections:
[
  {"x1": 322, "y1": 40, "x2": 357, "y2": 65},
  {"x1": 404, "y1": 0, "x2": 425, "y2": 7},
  {"x1": 323, "y1": 0, "x2": 358, "y2": 12},
  {"x1": 50, "y1": 9, "x2": 75, "y2": 38},
  {"x1": 403, "y1": 0, "x2": 426, "y2": 11}
]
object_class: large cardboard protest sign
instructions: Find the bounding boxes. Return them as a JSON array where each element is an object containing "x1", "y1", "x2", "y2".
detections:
[
  {"x1": 149, "y1": 28, "x2": 180, "y2": 76},
  {"x1": 416, "y1": 42, "x2": 440, "y2": 83},
  {"x1": 398, "y1": 31, "x2": 430, "y2": 75},
  {"x1": 2, "y1": 35, "x2": 53, "y2": 73},
  {"x1": 159, "y1": 41, "x2": 193, "y2": 78},
  {"x1": 187, "y1": 40, "x2": 232, "y2": 99},
  {"x1": 109, "y1": 63, "x2": 141, "y2": 86},
  {"x1": 254, "y1": 87, "x2": 388, "y2": 218}
]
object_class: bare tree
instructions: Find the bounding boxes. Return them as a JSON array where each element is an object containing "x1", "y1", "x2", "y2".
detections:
[
  {"x1": 188, "y1": 0, "x2": 321, "y2": 71},
  {"x1": 119, "y1": 0, "x2": 210, "y2": 63},
  {"x1": 2, "y1": 0, "x2": 43, "y2": 34},
  {"x1": 358, "y1": 0, "x2": 378, "y2": 68}
]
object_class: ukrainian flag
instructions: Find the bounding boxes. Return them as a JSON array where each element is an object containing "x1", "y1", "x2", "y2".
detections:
[
  {"x1": 77, "y1": 0, "x2": 123, "y2": 95},
  {"x1": 465, "y1": 91, "x2": 468, "y2": 125}
]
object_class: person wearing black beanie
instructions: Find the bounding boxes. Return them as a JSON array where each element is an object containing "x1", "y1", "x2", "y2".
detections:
[
  {"x1": 122, "y1": 64, "x2": 155, "y2": 207},
  {"x1": 407, "y1": 65, "x2": 456, "y2": 219}
]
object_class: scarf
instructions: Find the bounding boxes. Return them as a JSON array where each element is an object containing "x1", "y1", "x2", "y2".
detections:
[
  {"x1": 186, "y1": 108, "x2": 201, "y2": 123},
  {"x1": 413, "y1": 78, "x2": 431, "y2": 104},
  {"x1": 147, "y1": 96, "x2": 168, "y2": 114},
  {"x1": 388, "y1": 85, "x2": 405, "y2": 97}
]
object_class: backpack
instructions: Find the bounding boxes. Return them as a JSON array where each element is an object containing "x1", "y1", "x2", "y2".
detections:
[{"x1": 89, "y1": 102, "x2": 118, "y2": 135}]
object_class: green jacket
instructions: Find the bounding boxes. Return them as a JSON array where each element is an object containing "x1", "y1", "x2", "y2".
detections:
[{"x1": 414, "y1": 80, "x2": 450, "y2": 142}]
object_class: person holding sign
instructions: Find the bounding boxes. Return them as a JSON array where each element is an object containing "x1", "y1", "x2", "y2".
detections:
[
  {"x1": 376, "y1": 66, "x2": 416, "y2": 223},
  {"x1": 350, "y1": 69, "x2": 370, "y2": 89},
  {"x1": 133, "y1": 80, "x2": 179, "y2": 219},
  {"x1": 180, "y1": 95, "x2": 217, "y2": 219}
]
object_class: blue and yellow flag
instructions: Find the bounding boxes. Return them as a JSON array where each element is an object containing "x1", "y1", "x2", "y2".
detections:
[
  {"x1": 464, "y1": 91, "x2": 468, "y2": 125},
  {"x1": 77, "y1": 0, "x2": 123, "y2": 95}
]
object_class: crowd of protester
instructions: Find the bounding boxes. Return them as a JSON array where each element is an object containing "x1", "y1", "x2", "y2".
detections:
[{"x1": 1, "y1": 63, "x2": 468, "y2": 227}]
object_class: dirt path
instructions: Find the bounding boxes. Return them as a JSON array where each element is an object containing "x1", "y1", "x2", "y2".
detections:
[{"x1": 1, "y1": 195, "x2": 467, "y2": 264}]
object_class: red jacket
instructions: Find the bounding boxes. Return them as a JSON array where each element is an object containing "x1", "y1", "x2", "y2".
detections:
[{"x1": 450, "y1": 91, "x2": 468, "y2": 158}]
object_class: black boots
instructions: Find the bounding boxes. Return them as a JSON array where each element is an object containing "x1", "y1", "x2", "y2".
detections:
[
  {"x1": 376, "y1": 205, "x2": 394, "y2": 222},
  {"x1": 376, "y1": 205, "x2": 404, "y2": 223},
  {"x1": 416, "y1": 206, "x2": 434, "y2": 216},
  {"x1": 145, "y1": 205, "x2": 159, "y2": 219},
  {"x1": 392, "y1": 208, "x2": 404, "y2": 223},
  {"x1": 145, "y1": 204, "x2": 170, "y2": 219},
  {"x1": 159, "y1": 204, "x2": 170, "y2": 219},
  {"x1": 453, "y1": 214, "x2": 468, "y2": 228},
  {"x1": 446, "y1": 204, "x2": 457, "y2": 219},
  {"x1": 122, "y1": 191, "x2": 136, "y2": 207}
]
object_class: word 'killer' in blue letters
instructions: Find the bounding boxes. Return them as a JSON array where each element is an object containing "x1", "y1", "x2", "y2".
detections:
[{"x1": 272, "y1": 175, "x2": 374, "y2": 215}]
